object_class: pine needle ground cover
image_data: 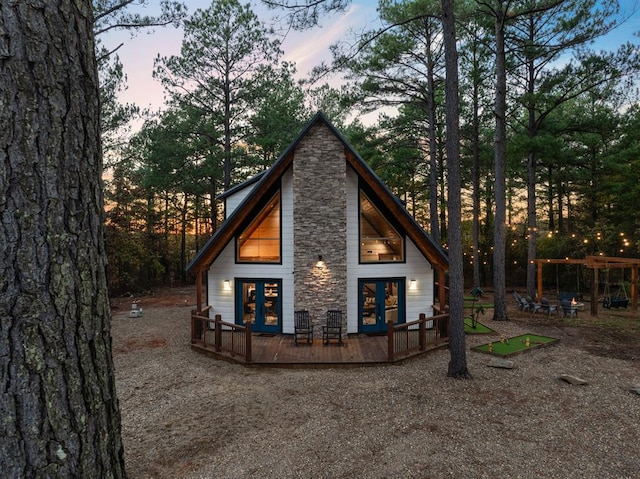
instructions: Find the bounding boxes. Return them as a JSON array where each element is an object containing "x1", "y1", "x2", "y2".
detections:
[{"x1": 472, "y1": 334, "x2": 559, "y2": 357}]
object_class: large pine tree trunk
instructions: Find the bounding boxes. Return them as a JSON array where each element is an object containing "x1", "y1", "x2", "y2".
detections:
[
  {"x1": 0, "y1": 2, "x2": 127, "y2": 477},
  {"x1": 441, "y1": 0, "x2": 470, "y2": 379},
  {"x1": 491, "y1": 0, "x2": 509, "y2": 321}
]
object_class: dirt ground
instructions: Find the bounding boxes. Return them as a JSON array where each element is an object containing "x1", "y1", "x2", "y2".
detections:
[{"x1": 110, "y1": 286, "x2": 640, "y2": 479}]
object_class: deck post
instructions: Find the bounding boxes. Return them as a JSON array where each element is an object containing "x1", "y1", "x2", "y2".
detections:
[
  {"x1": 214, "y1": 314, "x2": 222, "y2": 352},
  {"x1": 196, "y1": 269, "x2": 203, "y2": 313},
  {"x1": 537, "y1": 261, "x2": 543, "y2": 300},
  {"x1": 387, "y1": 319, "x2": 394, "y2": 361},
  {"x1": 437, "y1": 267, "x2": 447, "y2": 310},
  {"x1": 245, "y1": 321, "x2": 252, "y2": 363},
  {"x1": 419, "y1": 313, "x2": 426, "y2": 351},
  {"x1": 191, "y1": 310, "x2": 203, "y2": 344}
]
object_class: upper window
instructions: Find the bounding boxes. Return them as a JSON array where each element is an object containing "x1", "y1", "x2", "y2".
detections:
[
  {"x1": 237, "y1": 191, "x2": 281, "y2": 262},
  {"x1": 359, "y1": 191, "x2": 404, "y2": 263}
]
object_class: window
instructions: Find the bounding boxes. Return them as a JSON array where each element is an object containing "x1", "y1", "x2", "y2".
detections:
[
  {"x1": 237, "y1": 191, "x2": 281, "y2": 262},
  {"x1": 359, "y1": 191, "x2": 404, "y2": 262}
]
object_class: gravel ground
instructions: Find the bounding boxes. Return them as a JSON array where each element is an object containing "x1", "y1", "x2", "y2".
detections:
[{"x1": 111, "y1": 290, "x2": 640, "y2": 479}]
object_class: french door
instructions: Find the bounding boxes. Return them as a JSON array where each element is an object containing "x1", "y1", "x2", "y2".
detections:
[
  {"x1": 359, "y1": 278, "x2": 405, "y2": 333},
  {"x1": 236, "y1": 279, "x2": 281, "y2": 334}
]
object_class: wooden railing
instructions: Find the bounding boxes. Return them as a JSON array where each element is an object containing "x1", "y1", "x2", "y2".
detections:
[
  {"x1": 191, "y1": 308, "x2": 447, "y2": 364},
  {"x1": 387, "y1": 313, "x2": 450, "y2": 361},
  {"x1": 191, "y1": 310, "x2": 252, "y2": 362}
]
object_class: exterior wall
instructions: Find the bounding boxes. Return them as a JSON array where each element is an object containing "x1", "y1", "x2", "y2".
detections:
[
  {"x1": 345, "y1": 168, "x2": 434, "y2": 333},
  {"x1": 224, "y1": 183, "x2": 258, "y2": 219},
  {"x1": 205, "y1": 126, "x2": 436, "y2": 336},
  {"x1": 292, "y1": 123, "x2": 348, "y2": 332},
  {"x1": 207, "y1": 169, "x2": 295, "y2": 332}
]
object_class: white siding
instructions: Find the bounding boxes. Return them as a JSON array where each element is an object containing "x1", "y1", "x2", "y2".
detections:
[
  {"x1": 224, "y1": 183, "x2": 258, "y2": 219},
  {"x1": 207, "y1": 169, "x2": 296, "y2": 332},
  {"x1": 345, "y1": 168, "x2": 435, "y2": 333},
  {"x1": 208, "y1": 165, "x2": 436, "y2": 336}
]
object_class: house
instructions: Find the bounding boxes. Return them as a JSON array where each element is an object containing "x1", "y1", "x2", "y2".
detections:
[{"x1": 186, "y1": 112, "x2": 448, "y2": 337}]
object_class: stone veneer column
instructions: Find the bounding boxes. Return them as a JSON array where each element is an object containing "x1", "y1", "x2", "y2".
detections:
[{"x1": 293, "y1": 123, "x2": 348, "y2": 333}]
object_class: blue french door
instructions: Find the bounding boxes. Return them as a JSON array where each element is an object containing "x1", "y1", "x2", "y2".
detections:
[
  {"x1": 236, "y1": 279, "x2": 281, "y2": 334},
  {"x1": 359, "y1": 278, "x2": 405, "y2": 333}
]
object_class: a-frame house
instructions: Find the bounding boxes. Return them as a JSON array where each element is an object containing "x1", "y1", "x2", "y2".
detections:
[{"x1": 187, "y1": 112, "x2": 448, "y2": 337}]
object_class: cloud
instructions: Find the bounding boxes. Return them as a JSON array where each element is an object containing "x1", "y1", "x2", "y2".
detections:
[{"x1": 282, "y1": 5, "x2": 364, "y2": 73}]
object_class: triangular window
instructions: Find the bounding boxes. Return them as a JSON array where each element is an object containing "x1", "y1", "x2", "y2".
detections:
[
  {"x1": 237, "y1": 191, "x2": 281, "y2": 263},
  {"x1": 360, "y1": 191, "x2": 404, "y2": 262}
]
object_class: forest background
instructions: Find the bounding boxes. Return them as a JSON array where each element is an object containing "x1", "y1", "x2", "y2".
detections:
[{"x1": 98, "y1": 0, "x2": 640, "y2": 299}]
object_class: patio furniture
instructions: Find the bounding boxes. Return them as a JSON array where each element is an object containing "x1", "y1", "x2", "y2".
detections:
[
  {"x1": 540, "y1": 297, "x2": 558, "y2": 316},
  {"x1": 294, "y1": 310, "x2": 313, "y2": 346},
  {"x1": 561, "y1": 299, "x2": 578, "y2": 318},
  {"x1": 323, "y1": 310, "x2": 343, "y2": 345},
  {"x1": 513, "y1": 292, "x2": 523, "y2": 309},
  {"x1": 526, "y1": 296, "x2": 542, "y2": 314}
]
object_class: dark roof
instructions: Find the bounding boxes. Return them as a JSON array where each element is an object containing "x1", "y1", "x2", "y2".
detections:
[{"x1": 186, "y1": 111, "x2": 448, "y2": 273}]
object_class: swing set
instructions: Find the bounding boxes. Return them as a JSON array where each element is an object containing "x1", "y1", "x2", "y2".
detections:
[
  {"x1": 602, "y1": 268, "x2": 630, "y2": 309},
  {"x1": 534, "y1": 256, "x2": 640, "y2": 316}
]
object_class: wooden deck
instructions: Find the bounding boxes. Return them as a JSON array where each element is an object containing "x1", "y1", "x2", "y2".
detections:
[{"x1": 191, "y1": 331, "x2": 447, "y2": 368}]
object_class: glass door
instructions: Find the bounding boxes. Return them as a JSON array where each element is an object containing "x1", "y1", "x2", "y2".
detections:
[
  {"x1": 359, "y1": 278, "x2": 405, "y2": 333},
  {"x1": 236, "y1": 279, "x2": 281, "y2": 334}
]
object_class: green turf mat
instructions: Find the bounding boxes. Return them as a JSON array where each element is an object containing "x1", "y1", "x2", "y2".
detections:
[
  {"x1": 472, "y1": 334, "x2": 559, "y2": 357},
  {"x1": 464, "y1": 316, "x2": 495, "y2": 334}
]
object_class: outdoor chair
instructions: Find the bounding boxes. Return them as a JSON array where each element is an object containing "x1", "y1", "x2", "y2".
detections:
[
  {"x1": 294, "y1": 310, "x2": 313, "y2": 346},
  {"x1": 513, "y1": 292, "x2": 524, "y2": 310},
  {"x1": 525, "y1": 296, "x2": 542, "y2": 314},
  {"x1": 323, "y1": 310, "x2": 343, "y2": 345},
  {"x1": 561, "y1": 299, "x2": 578, "y2": 318},
  {"x1": 516, "y1": 294, "x2": 531, "y2": 312},
  {"x1": 540, "y1": 297, "x2": 558, "y2": 316}
]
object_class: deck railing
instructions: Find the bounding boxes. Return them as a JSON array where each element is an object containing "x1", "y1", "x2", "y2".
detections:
[
  {"x1": 191, "y1": 310, "x2": 252, "y2": 362},
  {"x1": 191, "y1": 309, "x2": 448, "y2": 364},
  {"x1": 387, "y1": 312, "x2": 450, "y2": 361}
]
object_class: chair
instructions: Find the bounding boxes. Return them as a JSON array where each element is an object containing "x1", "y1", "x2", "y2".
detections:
[
  {"x1": 516, "y1": 294, "x2": 530, "y2": 312},
  {"x1": 322, "y1": 310, "x2": 343, "y2": 345},
  {"x1": 561, "y1": 299, "x2": 578, "y2": 318},
  {"x1": 526, "y1": 296, "x2": 542, "y2": 314},
  {"x1": 513, "y1": 292, "x2": 522, "y2": 309},
  {"x1": 539, "y1": 297, "x2": 558, "y2": 316},
  {"x1": 294, "y1": 310, "x2": 313, "y2": 346}
]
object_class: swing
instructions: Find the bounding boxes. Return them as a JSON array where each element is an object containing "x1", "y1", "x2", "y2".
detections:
[
  {"x1": 558, "y1": 263, "x2": 581, "y2": 302},
  {"x1": 602, "y1": 269, "x2": 629, "y2": 309}
]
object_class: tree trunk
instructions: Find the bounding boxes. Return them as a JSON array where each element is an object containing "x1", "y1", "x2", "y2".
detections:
[
  {"x1": 547, "y1": 165, "x2": 555, "y2": 232},
  {"x1": 426, "y1": 26, "x2": 440, "y2": 243},
  {"x1": 0, "y1": 2, "x2": 127, "y2": 477},
  {"x1": 471, "y1": 63, "x2": 482, "y2": 289},
  {"x1": 525, "y1": 15, "x2": 538, "y2": 299},
  {"x1": 526, "y1": 150, "x2": 538, "y2": 298},
  {"x1": 441, "y1": 0, "x2": 470, "y2": 379},
  {"x1": 492, "y1": 1, "x2": 509, "y2": 321}
]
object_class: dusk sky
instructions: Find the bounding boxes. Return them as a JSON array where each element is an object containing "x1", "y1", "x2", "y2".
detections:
[
  {"x1": 102, "y1": 0, "x2": 639, "y2": 122},
  {"x1": 102, "y1": 0, "x2": 380, "y2": 116}
]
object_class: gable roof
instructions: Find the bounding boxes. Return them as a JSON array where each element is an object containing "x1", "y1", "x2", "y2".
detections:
[{"x1": 186, "y1": 111, "x2": 448, "y2": 273}]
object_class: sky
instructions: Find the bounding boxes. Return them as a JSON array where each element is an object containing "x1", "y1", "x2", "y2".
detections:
[
  {"x1": 102, "y1": 0, "x2": 640, "y2": 123},
  {"x1": 102, "y1": 0, "x2": 380, "y2": 117}
]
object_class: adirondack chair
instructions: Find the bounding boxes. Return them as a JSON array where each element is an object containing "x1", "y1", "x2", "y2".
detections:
[
  {"x1": 294, "y1": 310, "x2": 313, "y2": 346},
  {"x1": 525, "y1": 296, "x2": 542, "y2": 314},
  {"x1": 518, "y1": 296, "x2": 531, "y2": 312},
  {"x1": 513, "y1": 292, "x2": 524, "y2": 310},
  {"x1": 561, "y1": 299, "x2": 578, "y2": 318},
  {"x1": 322, "y1": 310, "x2": 343, "y2": 345},
  {"x1": 539, "y1": 297, "x2": 558, "y2": 316}
]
